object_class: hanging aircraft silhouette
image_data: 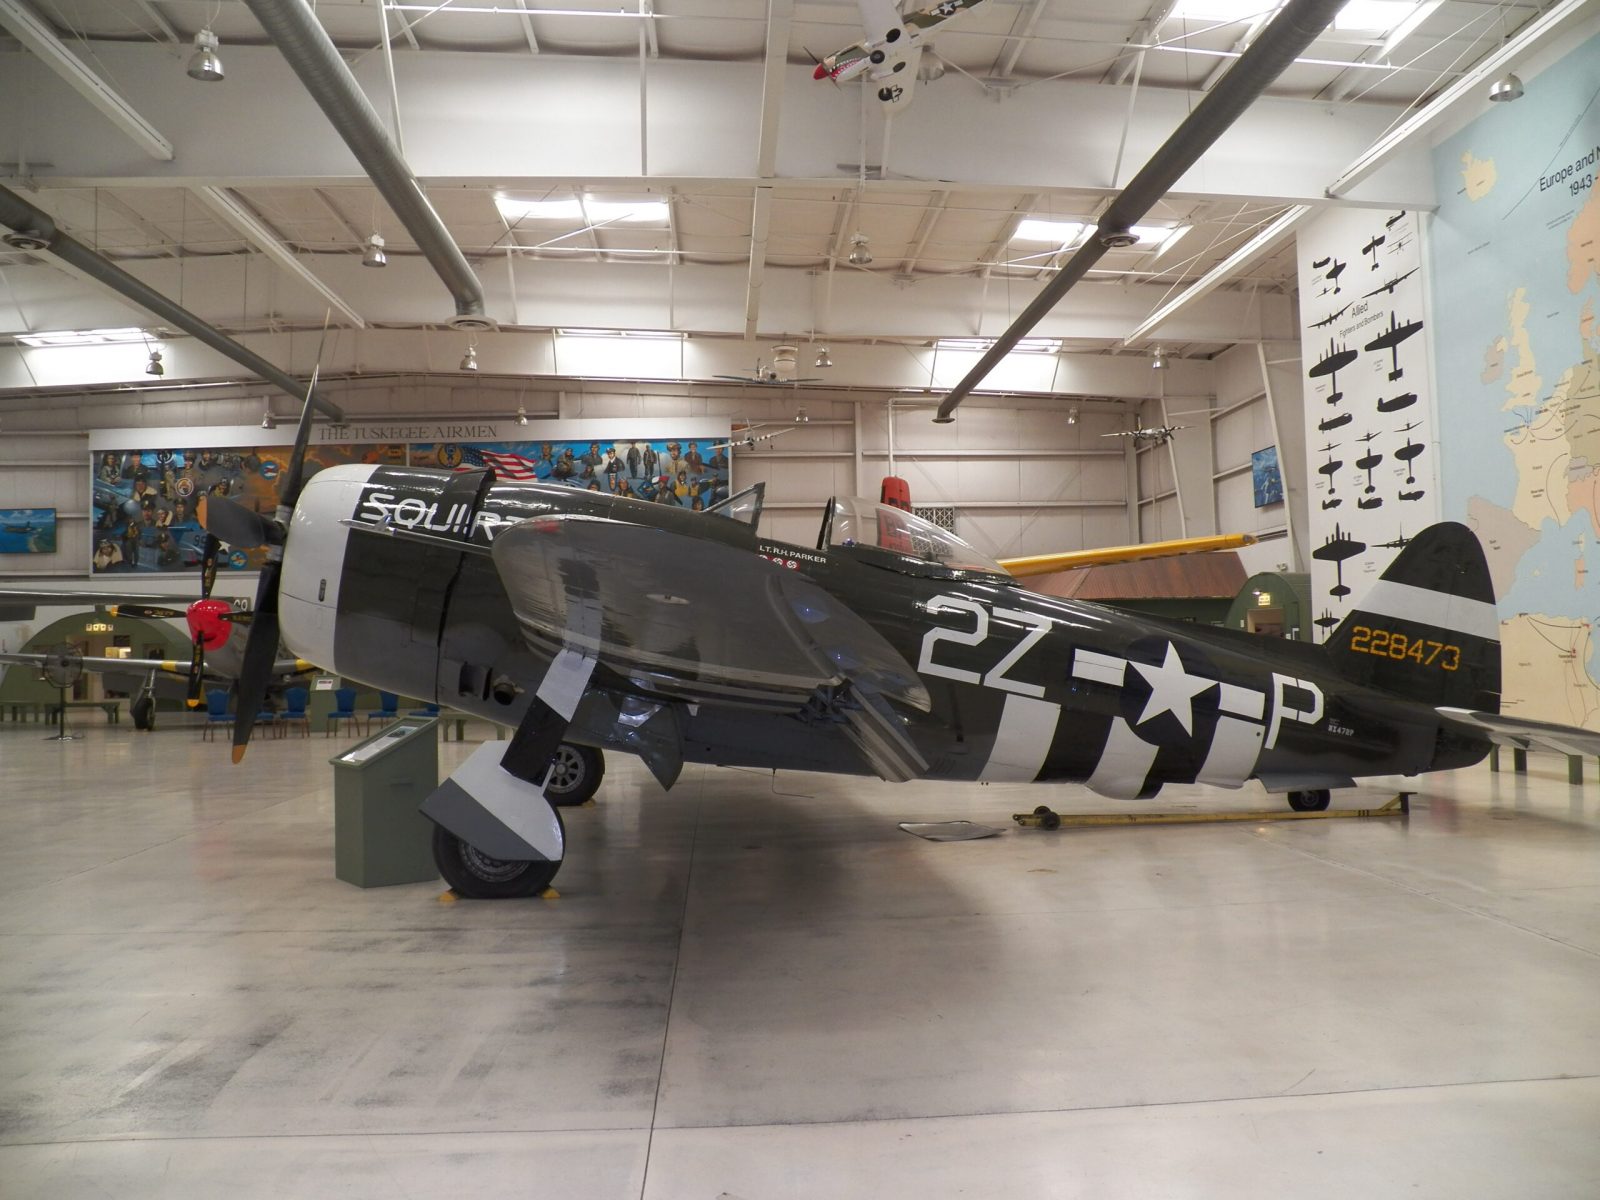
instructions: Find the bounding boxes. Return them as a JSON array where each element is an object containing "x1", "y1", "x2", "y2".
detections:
[
  {"x1": 1102, "y1": 425, "x2": 1188, "y2": 445},
  {"x1": 186, "y1": 396, "x2": 1600, "y2": 899},
  {"x1": 813, "y1": 0, "x2": 987, "y2": 110}
]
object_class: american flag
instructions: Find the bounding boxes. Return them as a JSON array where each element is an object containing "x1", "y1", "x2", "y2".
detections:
[{"x1": 458, "y1": 445, "x2": 541, "y2": 481}]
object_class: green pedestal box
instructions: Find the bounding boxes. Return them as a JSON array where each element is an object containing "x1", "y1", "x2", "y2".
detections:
[{"x1": 329, "y1": 717, "x2": 441, "y2": 887}]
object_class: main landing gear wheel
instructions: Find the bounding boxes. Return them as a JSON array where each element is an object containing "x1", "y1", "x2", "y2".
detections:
[
  {"x1": 1287, "y1": 789, "x2": 1331, "y2": 812},
  {"x1": 432, "y1": 821, "x2": 563, "y2": 900},
  {"x1": 131, "y1": 695, "x2": 155, "y2": 731},
  {"x1": 546, "y1": 743, "x2": 605, "y2": 808}
]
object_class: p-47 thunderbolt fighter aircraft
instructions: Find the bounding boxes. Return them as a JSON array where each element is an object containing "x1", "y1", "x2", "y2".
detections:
[{"x1": 203, "y1": 408, "x2": 1600, "y2": 899}]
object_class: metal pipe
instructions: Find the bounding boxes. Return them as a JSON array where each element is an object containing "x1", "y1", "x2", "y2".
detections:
[
  {"x1": 935, "y1": 0, "x2": 1347, "y2": 422},
  {"x1": 0, "y1": 183, "x2": 345, "y2": 422},
  {"x1": 244, "y1": 0, "x2": 490, "y2": 329}
]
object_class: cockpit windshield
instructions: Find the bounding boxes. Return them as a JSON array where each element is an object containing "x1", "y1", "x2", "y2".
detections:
[{"x1": 820, "y1": 497, "x2": 1008, "y2": 577}]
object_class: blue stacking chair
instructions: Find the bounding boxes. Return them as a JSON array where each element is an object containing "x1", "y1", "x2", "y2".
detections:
[
  {"x1": 326, "y1": 687, "x2": 359, "y2": 737},
  {"x1": 407, "y1": 701, "x2": 442, "y2": 718},
  {"x1": 280, "y1": 687, "x2": 311, "y2": 738},
  {"x1": 366, "y1": 691, "x2": 399, "y2": 734},
  {"x1": 201, "y1": 690, "x2": 232, "y2": 741}
]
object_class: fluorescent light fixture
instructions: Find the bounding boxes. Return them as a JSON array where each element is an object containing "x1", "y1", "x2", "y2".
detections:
[
  {"x1": 496, "y1": 196, "x2": 584, "y2": 222},
  {"x1": 936, "y1": 336, "x2": 1062, "y2": 354},
  {"x1": 1169, "y1": 0, "x2": 1282, "y2": 24},
  {"x1": 556, "y1": 328, "x2": 684, "y2": 339},
  {"x1": 1013, "y1": 220, "x2": 1178, "y2": 250},
  {"x1": 1012, "y1": 218, "x2": 1087, "y2": 245},
  {"x1": 584, "y1": 199, "x2": 669, "y2": 224},
  {"x1": 495, "y1": 194, "x2": 667, "y2": 225},
  {"x1": 1334, "y1": 0, "x2": 1418, "y2": 33},
  {"x1": 15, "y1": 326, "x2": 148, "y2": 347}
]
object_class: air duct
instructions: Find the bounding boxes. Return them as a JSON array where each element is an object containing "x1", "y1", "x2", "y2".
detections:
[
  {"x1": 0, "y1": 183, "x2": 344, "y2": 421},
  {"x1": 934, "y1": 0, "x2": 1347, "y2": 422},
  {"x1": 243, "y1": 0, "x2": 492, "y2": 331}
]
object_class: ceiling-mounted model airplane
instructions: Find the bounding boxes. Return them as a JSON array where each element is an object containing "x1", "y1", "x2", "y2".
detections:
[
  {"x1": 813, "y1": 0, "x2": 987, "y2": 111},
  {"x1": 190, "y1": 396, "x2": 1600, "y2": 901},
  {"x1": 711, "y1": 426, "x2": 799, "y2": 451},
  {"x1": 1102, "y1": 424, "x2": 1188, "y2": 445},
  {"x1": 713, "y1": 360, "x2": 823, "y2": 386}
]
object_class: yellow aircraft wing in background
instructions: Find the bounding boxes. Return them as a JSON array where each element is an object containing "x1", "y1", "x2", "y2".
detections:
[{"x1": 998, "y1": 532, "x2": 1259, "y2": 579}]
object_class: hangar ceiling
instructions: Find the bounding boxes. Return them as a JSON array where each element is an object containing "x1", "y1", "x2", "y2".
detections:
[{"x1": 0, "y1": 0, "x2": 1550, "y2": 394}]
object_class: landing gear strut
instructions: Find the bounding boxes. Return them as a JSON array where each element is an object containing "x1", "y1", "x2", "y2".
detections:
[{"x1": 1287, "y1": 789, "x2": 1331, "y2": 812}]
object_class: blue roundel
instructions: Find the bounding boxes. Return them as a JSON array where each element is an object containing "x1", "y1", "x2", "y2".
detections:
[
  {"x1": 228, "y1": 550, "x2": 248, "y2": 570},
  {"x1": 258, "y1": 459, "x2": 280, "y2": 481}
]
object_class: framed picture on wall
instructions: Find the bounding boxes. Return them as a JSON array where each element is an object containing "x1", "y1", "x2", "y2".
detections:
[
  {"x1": 1251, "y1": 446, "x2": 1284, "y2": 508},
  {"x1": 0, "y1": 508, "x2": 56, "y2": 554}
]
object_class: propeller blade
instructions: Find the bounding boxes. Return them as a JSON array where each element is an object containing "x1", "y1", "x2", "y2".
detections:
[
  {"x1": 228, "y1": 357, "x2": 322, "y2": 763},
  {"x1": 229, "y1": 585, "x2": 280, "y2": 762},
  {"x1": 185, "y1": 629, "x2": 205, "y2": 708},
  {"x1": 106, "y1": 603, "x2": 187, "y2": 620},
  {"x1": 198, "y1": 495, "x2": 279, "y2": 550},
  {"x1": 199, "y1": 533, "x2": 220, "y2": 597},
  {"x1": 220, "y1": 611, "x2": 253, "y2": 626}
]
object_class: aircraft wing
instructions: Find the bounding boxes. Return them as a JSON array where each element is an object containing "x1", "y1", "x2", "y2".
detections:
[
  {"x1": 998, "y1": 532, "x2": 1259, "y2": 579},
  {"x1": 0, "y1": 589, "x2": 197, "y2": 619},
  {"x1": 490, "y1": 514, "x2": 932, "y2": 781},
  {"x1": 856, "y1": 0, "x2": 904, "y2": 40},
  {"x1": 1438, "y1": 708, "x2": 1600, "y2": 758},
  {"x1": 0, "y1": 652, "x2": 312, "y2": 683},
  {"x1": 870, "y1": 45, "x2": 921, "y2": 110}
]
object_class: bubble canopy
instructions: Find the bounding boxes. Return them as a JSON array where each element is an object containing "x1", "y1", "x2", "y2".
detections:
[{"x1": 819, "y1": 497, "x2": 1008, "y2": 577}]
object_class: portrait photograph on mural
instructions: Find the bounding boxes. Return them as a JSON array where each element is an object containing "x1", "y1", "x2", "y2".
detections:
[
  {"x1": 90, "y1": 444, "x2": 403, "y2": 574},
  {"x1": 410, "y1": 435, "x2": 732, "y2": 510}
]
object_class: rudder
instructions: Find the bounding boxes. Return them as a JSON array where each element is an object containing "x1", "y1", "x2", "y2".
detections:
[{"x1": 1325, "y1": 522, "x2": 1500, "y2": 712}]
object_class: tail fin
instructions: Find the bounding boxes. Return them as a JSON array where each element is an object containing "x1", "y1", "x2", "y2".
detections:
[{"x1": 1325, "y1": 522, "x2": 1501, "y2": 712}]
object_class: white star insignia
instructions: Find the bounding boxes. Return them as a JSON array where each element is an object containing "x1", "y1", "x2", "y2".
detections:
[{"x1": 1130, "y1": 642, "x2": 1215, "y2": 736}]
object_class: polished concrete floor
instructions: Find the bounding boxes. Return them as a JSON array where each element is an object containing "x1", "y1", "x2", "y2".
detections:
[{"x1": 1, "y1": 720, "x2": 1598, "y2": 1198}]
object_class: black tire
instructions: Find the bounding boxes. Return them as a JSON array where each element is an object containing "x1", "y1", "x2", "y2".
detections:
[
  {"x1": 432, "y1": 823, "x2": 561, "y2": 900},
  {"x1": 1287, "y1": 789, "x2": 1331, "y2": 812},
  {"x1": 869, "y1": 49, "x2": 886, "y2": 64},
  {"x1": 546, "y1": 743, "x2": 604, "y2": 808},
  {"x1": 1040, "y1": 810, "x2": 1062, "y2": 831},
  {"x1": 131, "y1": 695, "x2": 155, "y2": 730},
  {"x1": 1033, "y1": 804, "x2": 1052, "y2": 816}
]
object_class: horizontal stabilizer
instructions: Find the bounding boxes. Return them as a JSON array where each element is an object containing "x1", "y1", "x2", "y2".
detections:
[{"x1": 1438, "y1": 709, "x2": 1600, "y2": 758}]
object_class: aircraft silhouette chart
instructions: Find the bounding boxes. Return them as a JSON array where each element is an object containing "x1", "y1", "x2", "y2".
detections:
[
  {"x1": 1356, "y1": 432, "x2": 1384, "y2": 493},
  {"x1": 1309, "y1": 339, "x2": 1359, "y2": 405},
  {"x1": 1308, "y1": 303, "x2": 1351, "y2": 330},
  {"x1": 1313, "y1": 608, "x2": 1341, "y2": 633},
  {"x1": 1319, "y1": 412, "x2": 1353, "y2": 433},
  {"x1": 1395, "y1": 421, "x2": 1427, "y2": 484},
  {"x1": 1317, "y1": 443, "x2": 1345, "y2": 499},
  {"x1": 1363, "y1": 268, "x2": 1417, "y2": 299},
  {"x1": 177, "y1": 397, "x2": 1600, "y2": 899},
  {"x1": 1311, "y1": 255, "x2": 1346, "y2": 293},
  {"x1": 1312, "y1": 522, "x2": 1367, "y2": 599},
  {"x1": 1364, "y1": 312, "x2": 1424, "y2": 381},
  {"x1": 1385, "y1": 211, "x2": 1408, "y2": 229},
  {"x1": 1361, "y1": 234, "x2": 1386, "y2": 268},
  {"x1": 812, "y1": 0, "x2": 986, "y2": 110},
  {"x1": 1377, "y1": 392, "x2": 1417, "y2": 414}
]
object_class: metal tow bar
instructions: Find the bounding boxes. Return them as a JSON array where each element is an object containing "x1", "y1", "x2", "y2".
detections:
[{"x1": 1014, "y1": 795, "x2": 1411, "y2": 831}]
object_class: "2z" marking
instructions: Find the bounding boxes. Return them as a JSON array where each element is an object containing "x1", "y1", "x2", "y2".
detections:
[{"x1": 917, "y1": 594, "x2": 1053, "y2": 698}]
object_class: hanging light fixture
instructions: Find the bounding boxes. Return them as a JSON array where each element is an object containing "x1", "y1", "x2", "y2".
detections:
[
  {"x1": 1067, "y1": 407, "x2": 1079, "y2": 425},
  {"x1": 187, "y1": 28, "x2": 224, "y2": 82},
  {"x1": 145, "y1": 347, "x2": 164, "y2": 377},
  {"x1": 362, "y1": 233, "x2": 387, "y2": 267},
  {"x1": 459, "y1": 342, "x2": 478, "y2": 372},
  {"x1": 814, "y1": 347, "x2": 833, "y2": 369},
  {"x1": 794, "y1": 406, "x2": 809, "y2": 424},
  {"x1": 515, "y1": 404, "x2": 529, "y2": 426},
  {"x1": 260, "y1": 406, "x2": 276, "y2": 430},
  {"x1": 1488, "y1": 71, "x2": 1524, "y2": 101},
  {"x1": 1151, "y1": 346, "x2": 1168, "y2": 370},
  {"x1": 847, "y1": 233, "x2": 872, "y2": 267}
]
